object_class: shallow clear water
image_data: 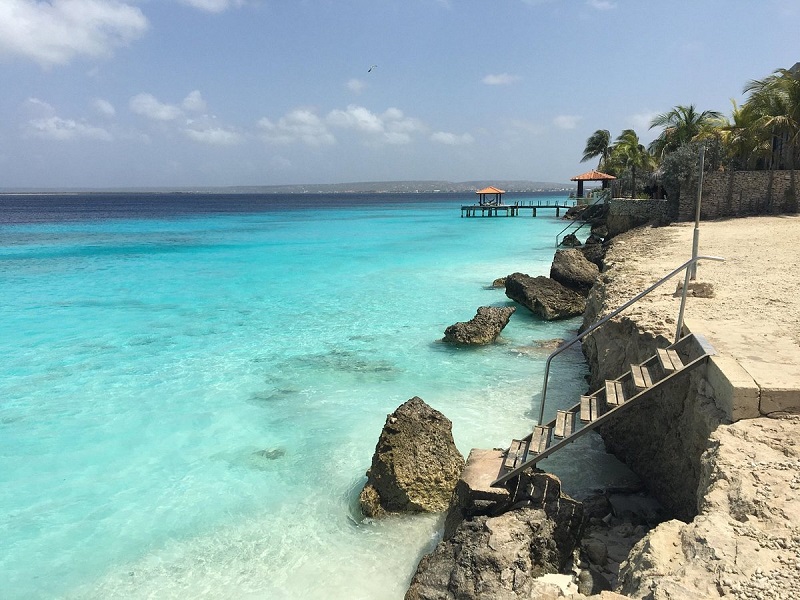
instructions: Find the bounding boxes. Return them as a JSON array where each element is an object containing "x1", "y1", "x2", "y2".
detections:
[{"x1": 0, "y1": 193, "x2": 632, "y2": 599}]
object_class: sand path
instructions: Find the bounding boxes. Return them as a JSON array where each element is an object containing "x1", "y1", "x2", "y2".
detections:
[{"x1": 600, "y1": 215, "x2": 800, "y2": 414}]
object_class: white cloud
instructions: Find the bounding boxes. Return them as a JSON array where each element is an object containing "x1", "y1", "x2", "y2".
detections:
[
  {"x1": 482, "y1": 73, "x2": 521, "y2": 86},
  {"x1": 185, "y1": 125, "x2": 243, "y2": 145},
  {"x1": 93, "y1": 98, "x2": 116, "y2": 117},
  {"x1": 23, "y1": 97, "x2": 57, "y2": 118},
  {"x1": 553, "y1": 114, "x2": 582, "y2": 129},
  {"x1": 347, "y1": 78, "x2": 366, "y2": 94},
  {"x1": 182, "y1": 90, "x2": 207, "y2": 112},
  {"x1": 587, "y1": 0, "x2": 616, "y2": 9},
  {"x1": 258, "y1": 109, "x2": 335, "y2": 146},
  {"x1": 129, "y1": 93, "x2": 183, "y2": 121},
  {"x1": 178, "y1": 0, "x2": 245, "y2": 13},
  {"x1": 327, "y1": 105, "x2": 425, "y2": 145},
  {"x1": 26, "y1": 116, "x2": 112, "y2": 141},
  {"x1": 431, "y1": 131, "x2": 474, "y2": 145},
  {"x1": 0, "y1": 0, "x2": 148, "y2": 68}
]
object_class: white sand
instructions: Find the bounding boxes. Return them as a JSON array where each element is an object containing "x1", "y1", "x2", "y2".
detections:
[{"x1": 600, "y1": 215, "x2": 800, "y2": 407}]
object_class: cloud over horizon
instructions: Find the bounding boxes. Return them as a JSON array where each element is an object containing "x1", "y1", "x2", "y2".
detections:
[{"x1": 0, "y1": 0, "x2": 148, "y2": 68}]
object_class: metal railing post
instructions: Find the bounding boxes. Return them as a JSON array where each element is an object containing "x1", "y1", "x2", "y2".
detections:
[{"x1": 536, "y1": 254, "x2": 724, "y2": 425}]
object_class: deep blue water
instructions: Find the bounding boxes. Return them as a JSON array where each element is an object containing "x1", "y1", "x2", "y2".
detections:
[{"x1": 0, "y1": 192, "x2": 630, "y2": 599}]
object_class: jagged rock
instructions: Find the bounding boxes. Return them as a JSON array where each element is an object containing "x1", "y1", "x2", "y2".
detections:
[
  {"x1": 550, "y1": 248, "x2": 600, "y2": 296},
  {"x1": 561, "y1": 232, "x2": 582, "y2": 247},
  {"x1": 359, "y1": 397, "x2": 464, "y2": 517},
  {"x1": 491, "y1": 276, "x2": 507, "y2": 288},
  {"x1": 618, "y1": 417, "x2": 800, "y2": 599},
  {"x1": 443, "y1": 306, "x2": 515, "y2": 345},
  {"x1": 581, "y1": 240, "x2": 606, "y2": 268},
  {"x1": 406, "y1": 470, "x2": 583, "y2": 600},
  {"x1": 505, "y1": 273, "x2": 586, "y2": 320}
]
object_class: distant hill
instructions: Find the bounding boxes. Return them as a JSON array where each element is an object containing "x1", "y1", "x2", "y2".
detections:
[
  {"x1": 1, "y1": 180, "x2": 575, "y2": 194},
  {"x1": 225, "y1": 180, "x2": 573, "y2": 194}
]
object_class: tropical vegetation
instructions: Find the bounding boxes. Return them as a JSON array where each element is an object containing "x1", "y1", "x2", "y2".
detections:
[{"x1": 580, "y1": 63, "x2": 800, "y2": 203}]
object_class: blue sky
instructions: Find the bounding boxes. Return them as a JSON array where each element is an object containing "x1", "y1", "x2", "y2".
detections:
[{"x1": 1, "y1": 0, "x2": 799, "y2": 189}]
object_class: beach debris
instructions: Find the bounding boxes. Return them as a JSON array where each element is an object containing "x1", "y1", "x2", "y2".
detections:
[
  {"x1": 442, "y1": 305, "x2": 515, "y2": 345},
  {"x1": 359, "y1": 396, "x2": 464, "y2": 518}
]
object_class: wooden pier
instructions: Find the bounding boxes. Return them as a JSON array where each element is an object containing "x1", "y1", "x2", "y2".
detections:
[{"x1": 461, "y1": 198, "x2": 577, "y2": 218}]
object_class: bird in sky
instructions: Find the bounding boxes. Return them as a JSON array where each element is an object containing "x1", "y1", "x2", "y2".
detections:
[{"x1": 368, "y1": 64, "x2": 377, "y2": 73}]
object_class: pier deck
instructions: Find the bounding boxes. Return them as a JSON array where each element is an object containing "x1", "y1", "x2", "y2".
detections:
[{"x1": 461, "y1": 199, "x2": 577, "y2": 217}]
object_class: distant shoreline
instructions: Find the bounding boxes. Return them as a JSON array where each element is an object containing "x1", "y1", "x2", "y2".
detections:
[{"x1": 0, "y1": 180, "x2": 574, "y2": 195}]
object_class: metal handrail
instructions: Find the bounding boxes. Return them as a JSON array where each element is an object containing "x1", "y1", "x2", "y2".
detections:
[
  {"x1": 536, "y1": 254, "x2": 724, "y2": 425},
  {"x1": 553, "y1": 198, "x2": 603, "y2": 247}
]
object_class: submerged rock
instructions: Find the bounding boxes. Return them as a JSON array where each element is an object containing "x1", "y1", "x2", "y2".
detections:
[
  {"x1": 504, "y1": 272, "x2": 586, "y2": 320},
  {"x1": 442, "y1": 305, "x2": 515, "y2": 345},
  {"x1": 359, "y1": 397, "x2": 464, "y2": 517}
]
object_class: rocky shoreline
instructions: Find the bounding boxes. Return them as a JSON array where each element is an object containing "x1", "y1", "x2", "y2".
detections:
[{"x1": 361, "y1": 213, "x2": 800, "y2": 599}]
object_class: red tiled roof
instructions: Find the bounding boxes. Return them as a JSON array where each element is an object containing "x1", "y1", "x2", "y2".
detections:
[
  {"x1": 570, "y1": 170, "x2": 616, "y2": 181},
  {"x1": 476, "y1": 186, "x2": 506, "y2": 194}
]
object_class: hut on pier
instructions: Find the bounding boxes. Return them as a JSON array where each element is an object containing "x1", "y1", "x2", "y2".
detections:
[
  {"x1": 570, "y1": 170, "x2": 616, "y2": 200},
  {"x1": 476, "y1": 186, "x2": 505, "y2": 206}
]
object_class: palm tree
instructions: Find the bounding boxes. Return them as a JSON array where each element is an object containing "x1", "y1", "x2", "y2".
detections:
[
  {"x1": 717, "y1": 100, "x2": 772, "y2": 170},
  {"x1": 611, "y1": 129, "x2": 654, "y2": 198},
  {"x1": 743, "y1": 67, "x2": 800, "y2": 171},
  {"x1": 648, "y1": 105, "x2": 723, "y2": 157},
  {"x1": 581, "y1": 129, "x2": 612, "y2": 170}
]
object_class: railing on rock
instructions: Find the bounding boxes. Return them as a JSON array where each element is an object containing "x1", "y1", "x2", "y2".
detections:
[{"x1": 536, "y1": 255, "x2": 725, "y2": 426}]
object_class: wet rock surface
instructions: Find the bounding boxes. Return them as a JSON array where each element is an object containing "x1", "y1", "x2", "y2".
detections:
[{"x1": 443, "y1": 305, "x2": 515, "y2": 345}]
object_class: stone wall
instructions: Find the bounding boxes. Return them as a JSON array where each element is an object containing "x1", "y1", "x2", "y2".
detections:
[
  {"x1": 678, "y1": 169, "x2": 799, "y2": 221},
  {"x1": 606, "y1": 198, "x2": 669, "y2": 237}
]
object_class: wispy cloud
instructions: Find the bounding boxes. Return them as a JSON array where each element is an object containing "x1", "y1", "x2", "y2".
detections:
[
  {"x1": 184, "y1": 123, "x2": 244, "y2": 145},
  {"x1": 587, "y1": 0, "x2": 617, "y2": 10},
  {"x1": 347, "y1": 79, "x2": 367, "y2": 94},
  {"x1": 182, "y1": 90, "x2": 207, "y2": 112},
  {"x1": 553, "y1": 115, "x2": 582, "y2": 129},
  {"x1": 431, "y1": 132, "x2": 474, "y2": 146},
  {"x1": 629, "y1": 110, "x2": 659, "y2": 131},
  {"x1": 258, "y1": 109, "x2": 336, "y2": 146},
  {"x1": 0, "y1": 0, "x2": 148, "y2": 68},
  {"x1": 177, "y1": 0, "x2": 245, "y2": 13},
  {"x1": 130, "y1": 93, "x2": 183, "y2": 121},
  {"x1": 482, "y1": 73, "x2": 521, "y2": 86},
  {"x1": 327, "y1": 105, "x2": 426, "y2": 145},
  {"x1": 93, "y1": 98, "x2": 116, "y2": 118},
  {"x1": 26, "y1": 116, "x2": 112, "y2": 141}
]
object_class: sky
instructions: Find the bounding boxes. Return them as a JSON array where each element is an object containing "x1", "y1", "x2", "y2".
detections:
[{"x1": 1, "y1": 0, "x2": 799, "y2": 189}]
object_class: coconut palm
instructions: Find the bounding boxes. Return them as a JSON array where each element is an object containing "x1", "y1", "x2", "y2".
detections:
[
  {"x1": 648, "y1": 105, "x2": 723, "y2": 157},
  {"x1": 743, "y1": 67, "x2": 800, "y2": 170},
  {"x1": 611, "y1": 129, "x2": 655, "y2": 198},
  {"x1": 717, "y1": 100, "x2": 772, "y2": 170},
  {"x1": 581, "y1": 129, "x2": 612, "y2": 170}
]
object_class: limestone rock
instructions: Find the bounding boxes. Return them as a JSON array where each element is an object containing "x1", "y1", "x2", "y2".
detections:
[
  {"x1": 561, "y1": 232, "x2": 582, "y2": 247},
  {"x1": 443, "y1": 306, "x2": 515, "y2": 345},
  {"x1": 406, "y1": 469, "x2": 583, "y2": 600},
  {"x1": 550, "y1": 248, "x2": 600, "y2": 295},
  {"x1": 491, "y1": 276, "x2": 507, "y2": 288},
  {"x1": 581, "y1": 240, "x2": 605, "y2": 268},
  {"x1": 504, "y1": 272, "x2": 586, "y2": 320},
  {"x1": 359, "y1": 397, "x2": 464, "y2": 517}
]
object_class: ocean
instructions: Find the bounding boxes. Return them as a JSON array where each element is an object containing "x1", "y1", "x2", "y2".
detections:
[{"x1": 0, "y1": 192, "x2": 632, "y2": 599}]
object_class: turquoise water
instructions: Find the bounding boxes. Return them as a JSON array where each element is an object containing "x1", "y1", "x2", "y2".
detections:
[{"x1": 0, "y1": 193, "x2": 630, "y2": 599}]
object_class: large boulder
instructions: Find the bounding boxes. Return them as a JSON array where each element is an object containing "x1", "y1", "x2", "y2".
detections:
[
  {"x1": 359, "y1": 397, "x2": 465, "y2": 517},
  {"x1": 505, "y1": 273, "x2": 586, "y2": 320},
  {"x1": 443, "y1": 306, "x2": 516, "y2": 345},
  {"x1": 406, "y1": 469, "x2": 583, "y2": 600},
  {"x1": 550, "y1": 248, "x2": 600, "y2": 296}
]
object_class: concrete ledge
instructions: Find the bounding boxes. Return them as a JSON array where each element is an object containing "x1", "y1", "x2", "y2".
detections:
[{"x1": 706, "y1": 355, "x2": 761, "y2": 422}]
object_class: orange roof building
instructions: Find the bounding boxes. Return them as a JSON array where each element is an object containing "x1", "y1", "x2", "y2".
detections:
[
  {"x1": 570, "y1": 170, "x2": 616, "y2": 197},
  {"x1": 476, "y1": 186, "x2": 505, "y2": 206}
]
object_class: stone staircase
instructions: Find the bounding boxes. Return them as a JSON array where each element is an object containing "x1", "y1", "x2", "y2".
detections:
[{"x1": 491, "y1": 333, "x2": 716, "y2": 488}]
